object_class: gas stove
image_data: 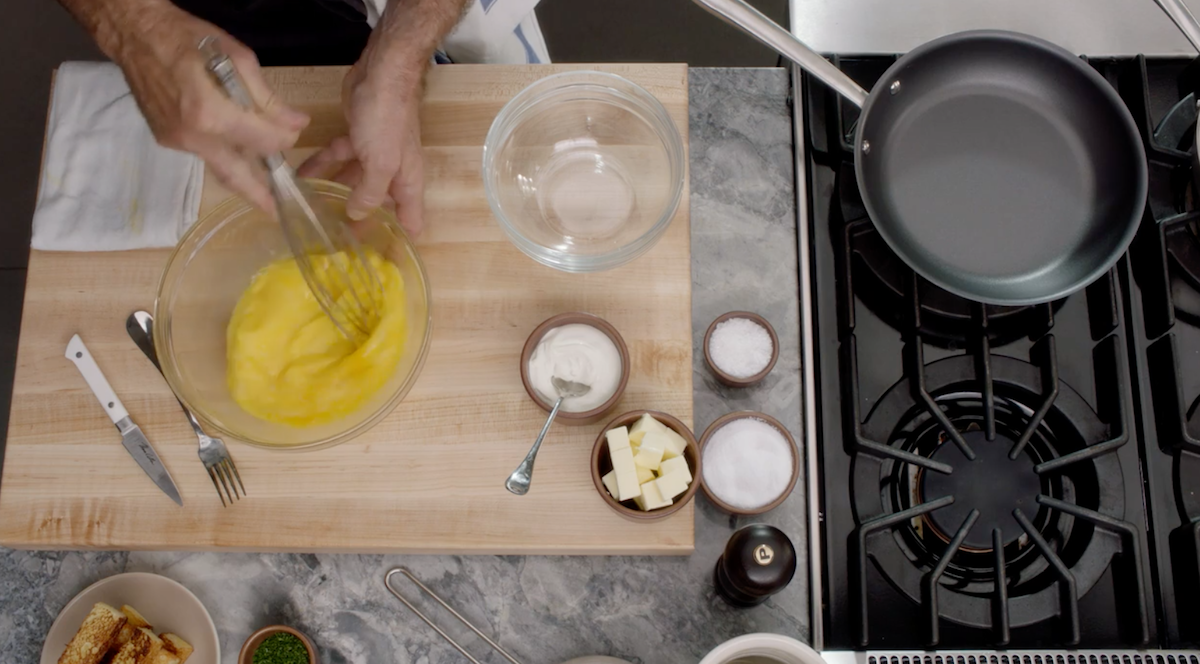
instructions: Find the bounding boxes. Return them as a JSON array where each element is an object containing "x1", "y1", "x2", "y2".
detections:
[{"x1": 799, "y1": 55, "x2": 1200, "y2": 652}]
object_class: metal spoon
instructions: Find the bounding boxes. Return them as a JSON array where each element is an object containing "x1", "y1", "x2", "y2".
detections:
[{"x1": 505, "y1": 376, "x2": 591, "y2": 495}]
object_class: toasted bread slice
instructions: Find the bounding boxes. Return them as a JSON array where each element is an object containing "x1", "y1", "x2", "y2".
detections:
[
  {"x1": 159, "y1": 634, "x2": 193, "y2": 664},
  {"x1": 58, "y1": 603, "x2": 127, "y2": 664},
  {"x1": 110, "y1": 627, "x2": 162, "y2": 664},
  {"x1": 148, "y1": 651, "x2": 179, "y2": 664},
  {"x1": 111, "y1": 605, "x2": 153, "y2": 653},
  {"x1": 121, "y1": 606, "x2": 152, "y2": 630}
]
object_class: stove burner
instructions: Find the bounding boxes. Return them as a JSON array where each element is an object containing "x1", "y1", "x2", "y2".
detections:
[
  {"x1": 844, "y1": 336, "x2": 1147, "y2": 646},
  {"x1": 920, "y1": 429, "x2": 1041, "y2": 553}
]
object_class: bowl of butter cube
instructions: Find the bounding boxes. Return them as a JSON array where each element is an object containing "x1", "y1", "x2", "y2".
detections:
[{"x1": 591, "y1": 410, "x2": 701, "y2": 520}]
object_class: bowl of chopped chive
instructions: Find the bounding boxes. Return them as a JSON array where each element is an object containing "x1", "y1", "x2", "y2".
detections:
[{"x1": 238, "y1": 625, "x2": 316, "y2": 664}]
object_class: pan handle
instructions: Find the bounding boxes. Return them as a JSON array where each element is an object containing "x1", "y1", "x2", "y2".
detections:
[
  {"x1": 1154, "y1": 0, "x2": 1200, "y2": 52},
  {"x1": 692, "y1": 0, "x2": 869, "y2": 108}
]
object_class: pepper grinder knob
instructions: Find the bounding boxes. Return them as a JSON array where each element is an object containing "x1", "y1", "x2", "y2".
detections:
[{"x1": 714, "y1": 524, "x2": 797, "y2": 607}]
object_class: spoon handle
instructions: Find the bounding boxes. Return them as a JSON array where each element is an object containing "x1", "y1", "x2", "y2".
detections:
[{"x1": 505, "y1": 397, "x2": 565, "y2": 495}]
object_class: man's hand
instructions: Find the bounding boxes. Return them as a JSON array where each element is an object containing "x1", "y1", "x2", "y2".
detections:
[
  {"x1": 59, "y1": 0, "x2": 309, "y2": 213},
  {"x1": 297, "y1": 61, "x2": 425, "y2": 234},
  {"x1": 298, "y1": 0, "x2": 468, "y2": 235}
]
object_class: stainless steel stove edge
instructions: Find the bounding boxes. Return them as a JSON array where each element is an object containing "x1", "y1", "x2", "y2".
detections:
[
  {"x1": 820, "y1": 651, "x2": 1200, "y2": 664},
  {"x1": 792, "y1": 60, "x2": 824, "y2": 652}
]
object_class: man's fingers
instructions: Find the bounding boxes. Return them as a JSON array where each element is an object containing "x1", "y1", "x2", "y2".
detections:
[
  {"x1": 296, "y1": 136, "x2": 354, "y2": 179},
  {"x1": 226, "y1": 46, "x2": 309, "y2": 130},
  {"x1": 208, "y1": 98, "x2": 302, "y2": 156},
  {"x1": 346, "y1": 155, "x2": 396, "y2": 221},
  {"x1": 389, "y1": 157, "x2": 425, "y2": 235},
  {"x1": 330, "y1": 161, "x2": 365, "y2": 190},
  {"x1": 200, "y1": 142, "x2": 275, "y2": 214}
]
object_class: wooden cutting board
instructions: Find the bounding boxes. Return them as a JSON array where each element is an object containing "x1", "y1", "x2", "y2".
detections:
[{"x1": 0, "y1": 64, "x2": 692, "y2": 553}]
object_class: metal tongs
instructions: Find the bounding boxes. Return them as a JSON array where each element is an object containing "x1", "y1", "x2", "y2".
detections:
[
  {"x1": 385, "y1": 567, "x2": 523, "y2": 664},
  {"x1": 199, "y1": 36, "x2": 384, "y2": 341}
]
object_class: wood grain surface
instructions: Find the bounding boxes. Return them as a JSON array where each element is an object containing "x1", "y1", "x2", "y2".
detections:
[{"x1": 0, "y1": 64, "x2": 693, "y2": 553}]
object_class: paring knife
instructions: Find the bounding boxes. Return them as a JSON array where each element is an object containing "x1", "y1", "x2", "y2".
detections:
[{"x1": 65, "y1": 334, "x2": 183, "y2": 506}]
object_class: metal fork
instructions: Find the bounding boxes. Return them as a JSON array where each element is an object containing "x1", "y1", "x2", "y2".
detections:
[{"x1": 126, "y1": 311, "x2": 246, "y2": 506}]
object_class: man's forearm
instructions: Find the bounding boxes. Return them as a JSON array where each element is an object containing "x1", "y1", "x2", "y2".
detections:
[
  {"x1": 57, "y1": 0, "x2": 173, "y2": 62},
  {"x1": 361, "y1": 0, "x2": 470, "y2": 91}
]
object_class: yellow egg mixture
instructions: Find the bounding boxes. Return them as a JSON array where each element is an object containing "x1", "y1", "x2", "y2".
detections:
[{"x1": 226, "y1": 250, "x2": 408, "y2": 426}]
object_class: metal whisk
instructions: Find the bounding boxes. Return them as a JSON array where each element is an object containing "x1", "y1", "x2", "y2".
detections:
[{"x1": 200, "y1": 37, "x2": 384, "y2": 341}]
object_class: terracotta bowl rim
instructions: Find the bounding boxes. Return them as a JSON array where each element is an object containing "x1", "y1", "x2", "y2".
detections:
[
  {"x1": 237, "y1": 624, "x2": 317, "y2": 664},
  {"x1": 589, "y1": 409, "x2": 701, "y2": 521},
  {"x1": 697, "y1": 410, "x2": 799, "y2": 516},
  {"x1": 703, "y1": 311, "x2": 780, "y2": 387},
  {"x1": 519, "y1": 312, "x2": 631, "y2": 422}
]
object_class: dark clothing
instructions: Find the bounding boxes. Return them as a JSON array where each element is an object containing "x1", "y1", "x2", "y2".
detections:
[{"x1": 170, "y1": 0, "x2": 371, "y2": 66}]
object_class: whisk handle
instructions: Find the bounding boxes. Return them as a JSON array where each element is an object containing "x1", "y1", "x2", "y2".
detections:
[{"x1": 199, "y1": 36, "x2": 286, "y2": 172}]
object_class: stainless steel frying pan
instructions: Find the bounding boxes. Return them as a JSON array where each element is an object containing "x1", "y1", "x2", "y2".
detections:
[{"x1": 694, "y1": 0, "x2": 1148, "y2": 305}]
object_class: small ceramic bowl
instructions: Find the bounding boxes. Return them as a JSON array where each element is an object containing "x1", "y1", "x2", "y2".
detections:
[
  {"x1": 703, "y1": 311, "x2": 780, "y2": 388},
  {"x1": 591, "y1": 410, "x2": 701, "y2": 521},
  {"x1": 698, "y1": 411, "x2": 799, "y2": 516},
  {"x1": 238, "y1": 625, "x2": 316, "y2": 664},
  {"x1": 520, "y1": 312, "x2": 630, "y2": 425}
]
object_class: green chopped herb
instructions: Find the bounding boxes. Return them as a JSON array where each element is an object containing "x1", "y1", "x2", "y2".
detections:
[{"x1": 252, "y1": 632, "x2": 309, "y2": 664}]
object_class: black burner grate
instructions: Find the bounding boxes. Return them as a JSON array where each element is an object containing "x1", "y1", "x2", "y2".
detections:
[
  {"x1": 1121, "y1": 54, "x2": 1200, "y2": 647},
  {"x1": 841, "y1": 256, "x2": 1147, "y2": 648}
]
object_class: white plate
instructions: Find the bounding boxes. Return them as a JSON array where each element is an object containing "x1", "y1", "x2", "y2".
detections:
[{"x1": 40, "y1": 572, "x2": 219, "y2": 664}]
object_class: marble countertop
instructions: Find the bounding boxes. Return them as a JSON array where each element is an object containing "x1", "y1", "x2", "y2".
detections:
[{"x1": 0, "y1": 67, "x2": 805, "y2": 664}]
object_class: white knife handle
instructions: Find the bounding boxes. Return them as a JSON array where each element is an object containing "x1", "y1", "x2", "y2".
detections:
[{"x1": 65, "y1": 334, "x2": 129, "y2": 424}]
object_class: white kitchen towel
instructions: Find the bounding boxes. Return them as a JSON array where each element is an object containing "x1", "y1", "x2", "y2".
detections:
[
  {"x1": 364, "y1": 0, "x2": 550, "y2": 64},
  {"x1": 31, "y1": 61, "x2": 204, "y2": 251}
]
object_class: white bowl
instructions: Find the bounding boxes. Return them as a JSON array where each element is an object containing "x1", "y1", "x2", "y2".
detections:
[
  {"x1": 40, "y1": 572, "x2": 219, "y2": 664},
  {"x1": 700, "y1": 633, "x2": 826, "y2": 664}
]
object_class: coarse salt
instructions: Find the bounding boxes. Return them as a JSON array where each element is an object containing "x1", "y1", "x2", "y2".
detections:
[
  {"x1": 702, "y1": 417, "x2": 794, "y2": 510},
  {"x1": 708, "y1": 317, "x2": 773, "y2": 378}
]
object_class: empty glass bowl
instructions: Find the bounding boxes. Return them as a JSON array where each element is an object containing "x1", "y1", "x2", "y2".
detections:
[{"x1": 482, "y1": 71, "x2": 686, "y2": 272}]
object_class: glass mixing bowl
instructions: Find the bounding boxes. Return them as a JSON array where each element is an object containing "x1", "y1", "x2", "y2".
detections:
[
  {"x1": 153, "y1": 180, "x2": 432, "y2": 451},
  {"x1": 482, "y1": 70, "x2": 686, "y2": 272}
]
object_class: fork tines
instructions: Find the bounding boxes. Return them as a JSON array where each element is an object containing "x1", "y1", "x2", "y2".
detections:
[{"x1": 207, "y1": 458, "x2": 246, "y2": 507}]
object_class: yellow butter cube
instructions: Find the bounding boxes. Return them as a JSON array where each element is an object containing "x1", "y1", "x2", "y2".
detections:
[
  {"x1": 606, "y1": 426, "x2": 631, "y2": 452},
  {"x1": 656, "y1": 468, "x2": 690, "y2": 500},
  {"x1": 601, "y1": 470, "x2": 619, "y2": 498},
  {"x1": 609, "y1": 444, "x2": 641, "y2": 501},
  {"x1": 659, "y1": 456, "x2": 692, "y2": 484},
  {"x1": 636, "y1": 465, "x2": 655, "y2": 483},
  {"x1": 634, "y1": 478, "x2": 674, "y2": 511},
  {"x1": 630, "y1": 413, "x2": 668, "y2": 438},
  {"x1": 633, "y1": 437, "x2": 666, "y2": 471},
  {"x1": 660, "y1": 428, "x2": 688, "y2": 460}
]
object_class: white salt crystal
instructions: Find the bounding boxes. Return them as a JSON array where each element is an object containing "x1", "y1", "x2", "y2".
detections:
[
  {"x1": 701, "y1": 417, "x2": 794, "y2": 510},
  {"x1": 708, "y1": 317, "x2": 773, "y2": 378}
]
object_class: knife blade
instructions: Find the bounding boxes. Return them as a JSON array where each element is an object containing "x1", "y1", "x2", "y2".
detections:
[{"x1": 65, "y1": 334, "x2": 183, "y2": 506}]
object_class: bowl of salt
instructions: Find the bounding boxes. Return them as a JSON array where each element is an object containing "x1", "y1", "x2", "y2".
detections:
[
  {"x1": 698, "y1": 411, "x2": 798, "y2": 515},
  {"x1": 703, "y1": 312, "x2": 778, "y2": 387}
]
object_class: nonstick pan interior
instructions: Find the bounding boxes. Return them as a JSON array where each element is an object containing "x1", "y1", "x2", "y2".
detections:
[{"x1": 855, "y1": 31, "x2": 1147, "y2": 305}]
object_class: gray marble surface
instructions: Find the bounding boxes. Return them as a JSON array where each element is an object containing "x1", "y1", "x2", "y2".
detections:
[{"x1": 0, "y1": 68, "x2": 804, "y2": 664}]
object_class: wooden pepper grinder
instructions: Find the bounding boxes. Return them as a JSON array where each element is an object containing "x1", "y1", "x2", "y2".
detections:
[{"x1": 714, "y1": 524, "x2": 797, "y2": 607}]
